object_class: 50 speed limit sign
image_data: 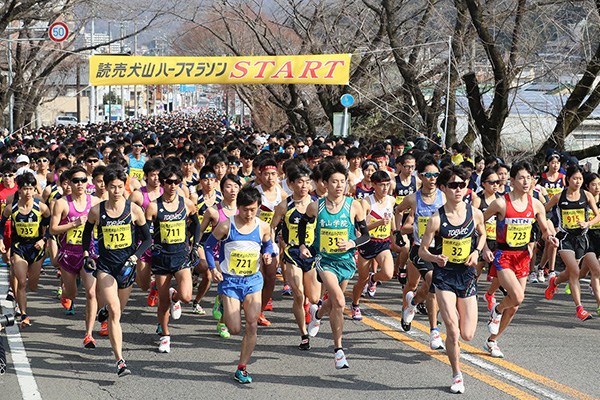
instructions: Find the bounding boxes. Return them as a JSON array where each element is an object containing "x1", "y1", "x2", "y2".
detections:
[{"x1": 49, "y1": 22, "x2": 69, "y2": 42}]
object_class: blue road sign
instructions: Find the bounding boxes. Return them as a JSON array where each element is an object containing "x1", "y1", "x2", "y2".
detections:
[{"x1": 340, "y1": 94, "x2": 354, "y2": 107}]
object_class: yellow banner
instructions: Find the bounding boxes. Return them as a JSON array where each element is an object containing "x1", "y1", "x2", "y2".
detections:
[{"x1": 89, "y1": 54, "x2": 351, "y2": 86}]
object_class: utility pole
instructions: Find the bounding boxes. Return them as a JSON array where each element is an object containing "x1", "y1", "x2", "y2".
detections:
[
  {"x1": 89, "y1": 19, "x2": 96, "y2": 124},
  {"x1": 133, "y1": 22, "x2": 138, "y2": 119},
  {"x1": 120, "y1": 21, "x2": 125, "y2": 121}
]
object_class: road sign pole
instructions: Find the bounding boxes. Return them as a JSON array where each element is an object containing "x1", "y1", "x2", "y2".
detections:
[{"x1": 342, "y1": 107, "x2": 349, "y2": 137}]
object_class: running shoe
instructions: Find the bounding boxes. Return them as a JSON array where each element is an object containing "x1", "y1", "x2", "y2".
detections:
[
  {"x1": 487, "y1": 306, "x2": 502, "y2": 335},
  {"x1": 258, "y1": 313, "x2": 271, "y2": 326},
  {"x1": 304, "y1": 302, "x2": 311, "y2": 325},
  {"x1": 19, "y1": 316, "x2": 31, "y2": 329},
  {"x1": 528, "y1": 272, "x2": 538, "y2": 284},
  {"x1": 65, "y1": 302, "x2": 75, "y2": 315},
  {"x1": 597, "y1": 306, "x2": 600, "y2": 316},
  {"x1": 212, "y1": 297, "x2": 222, "y2": 320},
  {"x1": 156, "y1": 323, "x2": 162, "y2": 335},
  {"x1": 56, "y1": 269, "x2": 61, "y2": 278},
  {"x1": 307, "y1": 304, "x2": 321, "y2": 337},
  {"x1": 450, "y1": 374, "x2": 465, "y2": 394},
  {"x1": 116, "y1": 359, "x2": 131, "y2": 377},
  {"x1": 60, "y1": 295, "x2": 72, "y2": 310},
  {"x1": 334, "y1": 349, "x2": 349, "y2": 369},
  {"x1": 55, "y1": 287, "x2": 62, "y2": 300},
  {"x1": 282, "y1": 283, "x2": 292, "y2": 296},
  {"x1": 217, "y1": 322, "x2": 230, "y2": 338},
  {"x1": 234, "y1": 368, "x2": 252, "y2": 384},
  {"x1": 97, "y1": 305, "x2": 109, "y2": 323},
  {"x1": 484, "y1": 291, "x2": 496, "y2": 311},
  {"x1": 14, "y1": 304, "x2": 21, "y2": 316},
  {"x1": 576, "y1": 308, "x2": 592, "y2": 321},
  {"x1": 99, "y1": 321, "x2": 108, "y2": 336},
  {"x1": 416, "y1": 302, "x2": 428, "y2": 315},
  {"x1": 158, "y1": 335, "x2": 170, "y2": 353},
  {"x1": 565, "y1": 283, "x2": 571, "y2": 295},
  {"x1": 264, "y1": 298, "x2": 273, "y2": 311},
  {"x1": 367, "y1": 273, "x2": 377, "y2": 297},
  {"x1": 548, "y1": 271, "x2": 557, "y2": 279},
  {"x1": 351, "y1": 304, "x2": 363, "y2": 321},
  {"x1": 545, "y1": 276, "x2": 558, "y2": 300},
  {"x1": 397, "y1": 268, "x2": 407, "y2": 286},
  {"x1": 537, "y1": 268, "x2": 545, "y2": 283},
  {"x1": 589, "y1": 285, "x2": 595, "y2": 296},
  {"x1": 484, "y1": 339, "x2": 504, "y2": 358},
  {"x1": 169, "y1": 287, "x2": 182, "y2": 320},
  {"x1": 400, "y1": 317, "x2": 411, "y2": 332},
  {"x1": 147, "y1": 281, "x2": 158, "y2": 307},
  {"x1": 191, "y1": 273, "x2": 200, "y2": 289},
  {"x1": 83, "y1": 334, "x2": 96, "y2": 349},
  {"x1": 403, "y1": 291, "x2": 417, "y2": 324},
  {"x1": 298, "y1": 337, "x2": 310, "y2": 350},
  {"x1": 5, "y1": 289, "x2": 14, "y2": 302},
  {"x1": 192, "y1": 301, "x2": 206, "y2": 315},
  {"x1": 429, "y1": 329, "x2": 445, "y2": 350}
]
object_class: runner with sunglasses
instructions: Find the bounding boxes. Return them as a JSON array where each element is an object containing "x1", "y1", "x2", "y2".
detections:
[
  {"x1": 128, "y1": 135, "x2": 146, "y2": 184},
  {"x1": 397, "y1": 156, "x2": 445, "y2": 349}
]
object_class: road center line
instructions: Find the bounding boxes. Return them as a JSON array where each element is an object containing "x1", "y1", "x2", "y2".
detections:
[{"x1": 0, "y1": 267, "x2": 43, "y2": 400}]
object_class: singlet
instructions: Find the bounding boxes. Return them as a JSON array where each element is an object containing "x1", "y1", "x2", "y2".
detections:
[
  {"x1": 588, "y1": 198, "x2": 600, "y2": 239},
  {"x1": 219, "y1": 216, "x2": 262, "y2": 276},
  {"x1": 556, "y1": 188, "x2": 588, "y2": 234},
  {"x1": 128, "y1": 153, "x2": 146, "y2": 182},
  {"x1": 198, "y1": 190, "x2": 223, "y2": 234},
  {"x1": 97, "y1": 200, "x2": 136, "y2": 266},
  {"x1": 256, "y1": 185, "x2": 282, "y2": 224},
  {"x1": 141, "y1": 186, "x2": 163, "y2": 210},
  {"x1": 309, "y1": 189, "x2": 326, "y2": 199},
  {"x1": 355, "y1": 182, "x2": 374, "y2": 200},
  {"x1": 394, "y1": 175, "x2": 417, "y2": 206},
  {"x1": 463, "y1": 188, "x2": 474, "y2": 204},
  {"x1": 59, "y1": 194, "x2": 92, "y2": 251},
  {"x1": 281, "y1": 179, "x2": 293, "y2": 197},
  {"x1": 47, "y1": 182, "x2": 62, "y2": 204},
  {"x1": 496, "y1": 193, "x2": 534, "y2": 251},
  {"x1": 478, "y1": 192, "x2": 500, "y2": 241},
  {"x1": 433, "y1": 205, "x2": 476, "y2": 268},
  {"x1": 366, "y1": 194, "x2": 394, "y2": 242},
  {"x1": 314, "y1": 197, "x2": 356, "y2": 261},
  {"x1": 86, "y1": 182, "x2": 96, "y2": 196},
  {"x1": 0, "y1": 182, "x2": 18, "y2": 214},
  {"x1": 542, "y1": 172, "x2": 565, "y2": 199},
  {"x1": 282, "y1": 196, "x2": 317, "y2": 247},
  {"x1": 11, "y1": 197, "x2": 44, "y2": 244},
  {"x1": 413, "y1": 189, "x2": 444, "y2": 246},
  {"x1": 153, "y1": 196, "x2": 189, "y2": 254},
  {"x1": 238, "y1": 169, "x2": 255, "y2": 183}
]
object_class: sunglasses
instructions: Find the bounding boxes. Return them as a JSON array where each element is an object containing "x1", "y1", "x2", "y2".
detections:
[
  {"x1": 71, "y1": 177, "x2": 87, "y2": 184},
  {"x1": 133, "y1": 144, "x2": 144, "y2": 148},
  {"x1": 2, "y1": 173, "x2": 15, "y2": 178},
  {"x1": 447, "y1": 181, "x2": 467, "y2": 190},
  {"x1": 403, "y1": 165, "x2": 415, "y2": 169},
  {"x1": 86, "y1": 159, "x2": 99, "y2": 163},
  {"x1": 422, "y1": 172, "x2": 440, "y2": 178},
  {"x1": 485, "y1": 180, "x2": 500, "y2": 185},
  {"x1": 164, "y1": 179, "x2": 181, "y2": 185},
  {"x1": 37, "y1": 158, "x2": 48, "y2": 163}
]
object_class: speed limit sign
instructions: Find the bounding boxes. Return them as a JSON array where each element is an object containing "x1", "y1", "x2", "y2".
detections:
[{"x1": 48, "y1": 22, "x2": 69, "y2": 42}]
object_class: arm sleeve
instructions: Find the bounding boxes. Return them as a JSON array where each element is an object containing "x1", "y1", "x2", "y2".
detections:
[
  {"x1": 353, "y1": 219, "x2": 370, "y2": 247},
  {"x1": 203, "y1": 233, "x2": 219, "y2": 270},
  {"x1": 133, "y1": 223, "x2": 152, "y2": 259},
  {"x1": 261, "y1": 239, "x2": 273, "y2": 255},
  {"x1": 0, "y1": 215, "x2": 8, "y2": 240},
  {"x1": 41, "y1": 215, "x2": 50, "y2": 228},
  {"x1": 298, "y1": 213, "x2": 314, "y2": 246},
  {"x1": 82, "y1": 221, "x2": 94, "y2": 252},
  {"x1": 189, "y1": 213, "x2": 202, "y2": 246}
]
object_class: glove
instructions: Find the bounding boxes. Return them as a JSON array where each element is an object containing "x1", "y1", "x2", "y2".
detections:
[
  {"x1": 119, "y1": 257, "x2": 136, "y2": 281},
  {"x1": 394, "y1": 230, "x2": 406, "y2": 247},
  {"x1": 188, "y1": 243, "x2": 200, "y2": 266},
  {"x1": 83, "y1": 256, "x2": 96, "y2": 273}
]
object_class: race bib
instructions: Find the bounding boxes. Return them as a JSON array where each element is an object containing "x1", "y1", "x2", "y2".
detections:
[
  {"x1": 66, "y1": 225, "x2": 83, "y2": 245},
  {"x1": 16, "y1": 221, "x2": 38, "y2": 238},
  {"x1": 229, "y1": 250, "x2": 258, "y2": 275},
  {"x1": 288, "y1": 223, "x2": 315, "y2": 246},
  {"x1": 102, "y1": 225, "x2": 133, "y2": 249},
  {"x1": 198, "y1": 215, "x2": 212, "y2": 233},
  {"x1": 506, "y1": 224, "x2": 531, "y2": 247},
  {"x1": 485, "y1": 217, "x2": 496, "y2": 241},
  {"x1": 546, "y1": 187, "x2": 562, "y2": 199},
  {"x1": 320, "y1": 228, "x2": 348, "y2": 254},
  {"x1": 442, "y1": 237, "x2": 471, "y2": 264},
  {"x1": 395, "y1": 195, "x2": 405, "y2": 206},
  {"x1": 160, "y1": 220, "x2": 186, "y2": 244},
  {"x1": 561, "y1": 209, "x2": 585, "y2": 230},
  {"x1": 259, "y1": 210, "x2": 274, "y2": 224},
  {"x1": 369, "y1": 219, "x2": 391, "y2": 240},
  {"x1": 129, "y1": 168, "x2": 144, "y2": 182},
  {"x1": 417, "y1": 216, "x2": 430, "y2": 238}
]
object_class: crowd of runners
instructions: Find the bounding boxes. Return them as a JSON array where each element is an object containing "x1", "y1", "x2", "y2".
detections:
[{"x1": 1, "y1": 112, "x2": 598, "y2": 393}]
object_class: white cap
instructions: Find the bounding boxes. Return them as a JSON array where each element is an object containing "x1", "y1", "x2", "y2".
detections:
[
  {"x1": 16, "y1": 155, "x2": 30, "y2": 164},
  {"x1": 16, "y1": 166, "x2": 34, "y2": 176}
]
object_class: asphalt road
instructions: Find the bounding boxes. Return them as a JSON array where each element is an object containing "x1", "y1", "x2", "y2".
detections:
[{"x1": 1, "y1": 264, "x2": 599, "y2": 400}]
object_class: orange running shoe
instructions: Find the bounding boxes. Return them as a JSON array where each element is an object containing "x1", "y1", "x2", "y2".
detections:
[
  {"x1": 258, "y1": 313, "x2": 271, "y2": 326},
  {"x1": 19, "y1": 316, "x2": 31, "y2": 329},
  {"x1": 264, "y1": 298, "x2": 273, "y2": 311},
  {"x1": 60, "y1": 295, "x2": 72, "y2": 310},
  {"x1": 83, "y1": 334, "x2": 96, "y2": 349},
  {"x1": 304, "y1": 302, "x2": 310, "y2": 325},
  {"x1": 576, "y1": 308, "x2": 592, "y2": 321},
  {"x1": 147, "y1": 281, "x2": 158, "y2": 307},
  {"x1": 99, "y1": 321, "x2": 108, "y2": 336}
]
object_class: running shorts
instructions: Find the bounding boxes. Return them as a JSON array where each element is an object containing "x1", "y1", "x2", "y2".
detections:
[
  {"x1": 12, "y1": 242, "x2": 45, "y2": 265},
  {"x1": 151, "y1": 251, "x2": 190, "y2": 276},
  {"x1": 558, "y1": 231, "x2": 590, "y2": 261},
  {"x1": 218, "y1": 271, "x2": 263, "y2": 302},
  {"x1": 409, "y1": 245, "x2": 434, "y2": 278},
  {"x1": 284, "y1": 246, "x2": 315, "y2": 273},
  {"x1": 493, "y1": 249, "x2": 530, "y2": 279},
  {"x1": 315, "y1": 255, "x2": 356, "y2": 284},
  {"x1": 95, "y1": 258, "x2": 136, "y2": 289},
  {"x1": 432, "y1": 265, "x2": 477, "y2": 298},
  {"x1": 58, "y1": 249, "x2": 84, "y2": 275},
  {"x1": 358, "y1": 239, "x2": 391, "y2": 260}
]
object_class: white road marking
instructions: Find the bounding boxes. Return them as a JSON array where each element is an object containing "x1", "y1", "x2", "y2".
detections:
[
  {"x1": 0, "y1": 267, "x2": 43, "y2": 400},
  {"x1": 369, "y1": 314, "x2": 567, "y2": 400}
]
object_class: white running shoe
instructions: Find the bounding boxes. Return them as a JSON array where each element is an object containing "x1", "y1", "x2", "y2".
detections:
[
  {"x1": 307, "y1": 304, "x2": 321, "y2": 337},
  {"x1": 169, "y1": 288, "x2": 182, "y2": 320},
  {"x1": 403, "y1": 291, "x2": 417, "y2": 324},
  {"x1": 450, "y1": 374, "x2": 465, "y2": 394},
  {"x1": 430, "y1": 329, "x2": 445, "y2": 350},
  {"x1": 334, "y1": 349, "x2": 349, "y2": 369},
  {"x1": 158, "y1": 335, "x2": 170, "y2": 353},
  {"x1": 527, "y1": 272, "x2": 538, "y2": 284},
  {"x1": 484, "y1": 340, "x2": 504, "y2": 358},
  {"x1": 487, "y1": 305, "x2": 502, "y2": 335},
  {"x1": 537, "y1": 269, "x2": 545, "y2": 283},
  {"x1": 548, "y1": 271, "x2": 557, "y2": 279}
]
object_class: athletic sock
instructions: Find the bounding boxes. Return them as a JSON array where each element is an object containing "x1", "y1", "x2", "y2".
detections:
[
  {"x1": 576, "y1": 305, "x2": 583, "y2": 313},
  {"x1": 334, "y1": 347, "x2": 343, "y2": 353},
  {"x1": 453, "y1": 372, "x2": 463, "y2": 380},
  {"x1": 301, "y1": 334, "x2": 309, "y2": 341},
  {"x1": 237, "y1": 364, "x2": 246, "y2": 371}
]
